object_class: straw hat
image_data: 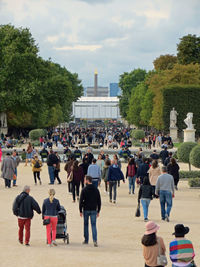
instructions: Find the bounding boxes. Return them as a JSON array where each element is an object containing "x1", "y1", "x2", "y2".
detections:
[{"x1": 145, "y1": 221, "x2": 160, "y2": 235}]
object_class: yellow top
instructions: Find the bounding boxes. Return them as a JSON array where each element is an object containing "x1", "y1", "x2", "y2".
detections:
[{"x1": 94, "y1": 69, "x2": 98, "y2": 75}]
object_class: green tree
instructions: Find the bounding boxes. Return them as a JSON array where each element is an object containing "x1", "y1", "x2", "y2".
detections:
[
  {"x1": 140, "y1": 89, "x2": 154, "y2": 125},
  {"x1": 153, "y1": 54, "x2": 177, "y2": 71},
  {"x1": 119, "y1": 69, "x2": 147, "y2": 119},
  {"x1": 177, "y1": 34, "x2": 200, "y2": 64},
  {"x1": 177, "y1": 142, "x2": 197, "y2": 171}
]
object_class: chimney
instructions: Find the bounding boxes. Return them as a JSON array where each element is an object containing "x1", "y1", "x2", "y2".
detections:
[{"x1": 94, "y1": 69, "x2": 98, "y2": 97}]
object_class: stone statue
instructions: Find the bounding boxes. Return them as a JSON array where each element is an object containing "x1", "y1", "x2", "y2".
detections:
[
  {"x1": 0, "y1": 113, "x2": 7, "y2": 128},
  {"x1": 170, "y1": 107, "x2": 178, "y2": 128},
  {"x1": 184, "y1": 112, "x2": 194, "y2": 130}
]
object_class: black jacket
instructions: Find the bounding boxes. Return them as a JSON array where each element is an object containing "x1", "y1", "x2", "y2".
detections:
[
  {"x1": 47, "y1": 153, "x2": 59, "y2": 166},
  {"x1": 79, "y1": 184, "x2": 101, "y2": 213},
  {"x1": 13, "y1": 192, "x2": 41, "y2": 218},
  {"x1": 159, "y1": 150, "x2": 169, "y2": 164},
  {"x1": 167, "y1": 163, "x2": 180, "y2": 181},
  {"x1": 138, "y1": 185, "x2": 154, "y2": 202}
]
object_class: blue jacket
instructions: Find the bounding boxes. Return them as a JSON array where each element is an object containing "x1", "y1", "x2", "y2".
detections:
[
  {"x1": 42, "y1": 198, "x2": 61, "y2": 217},
  {"x1": 107, "y1": 165, "x2": 125, "y2": 182},
  {"x1": 137, "y1": 163, "x2": 149, "y2": 178}
]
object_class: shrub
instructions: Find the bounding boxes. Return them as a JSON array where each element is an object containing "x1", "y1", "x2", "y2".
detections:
[
  {"x1": 177, "y1": 142, "x2": 197, "y2": 170},
  {"x1": 188, "y1": 178, "x2": 200, "y2": 187},
  {"x1": 190, "y1": 145, "x2": 200, "y2": 168},
  {"x1": 131, "y1": 129, "x2": 145, "y2": 140},
  {"x1": 179, "y1": 171, "x2": 200, "y2": 179},
  {"x1": 29, "y1": 129, "x2": 46, "y2": 141}
]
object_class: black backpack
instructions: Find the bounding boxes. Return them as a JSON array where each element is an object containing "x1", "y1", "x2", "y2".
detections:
[{"x1": 34, "y1": 160, "x2": 41, "y2": 169}]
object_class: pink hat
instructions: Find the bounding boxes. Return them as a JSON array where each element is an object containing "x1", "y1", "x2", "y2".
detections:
[{"x1": 145, "y1": 221, "x2": 160, "y2": 235}]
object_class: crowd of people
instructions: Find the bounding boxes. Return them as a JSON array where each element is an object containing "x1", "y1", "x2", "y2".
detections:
[{"x1": 0, "y1": 125, "x2": 197, "y2": 267}]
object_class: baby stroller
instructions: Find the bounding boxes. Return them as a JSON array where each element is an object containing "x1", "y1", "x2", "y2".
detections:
[{"x1": 56, "y1": 206, "x2": 69, "y2": 244}]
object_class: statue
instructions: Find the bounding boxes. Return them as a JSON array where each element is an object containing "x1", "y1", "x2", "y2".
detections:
[
  {"x1": 170, "y1": 107, "x2": 178, "y2": 128},
  {"x1": 0, "y1": 113, "x2": 7, "y2": 128},
  {"x1": 184, "y1": 112, "x2": 194, "y2": 130}
]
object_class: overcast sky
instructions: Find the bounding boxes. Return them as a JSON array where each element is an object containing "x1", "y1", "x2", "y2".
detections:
[{"x1": 0, "y1": 0, "x2": 200, "y2": 86}]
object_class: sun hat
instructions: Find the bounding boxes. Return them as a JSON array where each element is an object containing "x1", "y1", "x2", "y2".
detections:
[
  {"x1": 145, "y1": 221, "x2": 160, "y2": 235},
  {"x1": 172, "y1": 224, "x2": 189, "y2": 237}
]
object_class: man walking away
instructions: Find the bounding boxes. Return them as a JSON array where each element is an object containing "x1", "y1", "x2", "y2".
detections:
[
  {"x1": 87, "y1": 158, "x2": 101, "y2": 188},
  {"x1": 47, "y1": 150, "x2": 59, "y2": 185},
  {"x1": 79, "y1": 176, "x2": 101, "y2": 247},
  {"x1": 155, "y1": 166, "x2": 175, "y2": 222},
  {"x1": 13, "y1": 185, "x2": 41, "y2": 246},
  {"x1": 159, "y1": 147, "x2": 169, "y2": 165},
  {"x1": 1, "y1": 152, "x2": 16, "y2": 188}
]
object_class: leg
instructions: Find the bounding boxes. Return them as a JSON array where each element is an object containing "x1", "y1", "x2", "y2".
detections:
[
  {"x1": 7, "y1": 179, "x2": 11, "y2": 188},
  {"x1": 113, "y1": 181, "x2": 117, "y2": 201},
  {"x1": 76, "y1": 182, "x2": 80, "y2": 198},
  {"x1": 51, "y1": 217, "x2": 58, "y2": 241},
  {"x1": 72, "y1": 182, "x2": 76, "y2": 201},
  {"x1": 166, "y1": 191, "x2": 173, "y2": 217},
  {"x1": 105, "y1": 181, "x2": 107, "y2": 192},
  {"x1": 128, "y1": 177, "x2": 131, "y2": 193},
  {"x1": 83, "y1": 211, "x2": 89, "y2": 243},
  {"x1": 18, "y1": 218, "x2": 25, "y2": 243},
  {"x1": 24, "y1": 219, "x2": 31, "y2": 245},
  {"x1": 36, "y1": 172, "x2": 41, "y2": 182},
  {"x1": 48, "y1": 166, "x2": 55, "y2": 184},
  {"x1": 132, "y1": 176, "x2": 136, "y2": 194},
  {"x1": 159, "y1": 191, "x2": 166, "y2": 220},
  {"x1": 33, "y1": 172, "x2": 37, "y2": 184},
  {"x1": 90, "y1": 211, "x2": 97, "y2": 242},
  {"x1": 45, "y1": 216, "x2": 52, "y2": 244},
  {"x1": 141, "y1": 199, "x2": 148, "y2": 220},
  {"x1": 109, "y1": 182, "x2": 113, "y2": 201}
]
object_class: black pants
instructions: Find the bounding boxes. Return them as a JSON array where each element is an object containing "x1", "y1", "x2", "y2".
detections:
[
  {"x1": 54, "y1": 170, "x2": 62, "y2": 184},
  {"x1": 33, "y1": 172, "x2": 41, "y2": 184},
  {"x1": 72, "y1": 182, "x2": 80, "y2": 201},
  {"x1": 68, "y1": 181, "x2": 72, "y2": 193},
  {"x1": 105, "y1": 181, "x2": 108, "y2": 191},
  {"x1": 5, "y1": 179, "x2": 11, "y2": 188}
]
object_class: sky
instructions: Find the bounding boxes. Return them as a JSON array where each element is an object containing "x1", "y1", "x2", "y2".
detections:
[{"x1": 0, "y1": 0, "x2": 200, "y2": 87}]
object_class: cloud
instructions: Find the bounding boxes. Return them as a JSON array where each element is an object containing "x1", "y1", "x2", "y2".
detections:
[
  {"x1": 54, "y1": 44, "x2": 102, "y2": 51},
  {"x1": 78, "y1": 0, "x2": 113, "y2": 4}
]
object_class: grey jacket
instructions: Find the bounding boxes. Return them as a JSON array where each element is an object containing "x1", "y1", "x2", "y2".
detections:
[
  {"x1": 155, "y1": 173, "x2": 175, "y2": 195},
  {"x1": 1, "y1": 156, "x2": 16, "y2": 180}
]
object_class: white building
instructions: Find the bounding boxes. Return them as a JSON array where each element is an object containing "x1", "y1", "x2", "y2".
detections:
[{"x1": 72, "y1": 97, "x2": 121, "y2": 120}]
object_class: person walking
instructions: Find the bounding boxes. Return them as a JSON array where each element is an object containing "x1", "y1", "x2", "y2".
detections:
[
  {"x1": 64, "y1": 156, "x2": 75, "y2": 193},
  {"x1": 138, "y1": 176, "x2": 154, "y2": 222},
  {"x1": 142, "y1": 221, "x2": 166, "y2": 267},
  {"x1": 126, "y1": 158, "x2": 137, "y2": 194},
  {"x1": 79, "y1": 176, "x2": 101, "y2": 247},
  {"x1": 32, "y1": 155, "x2": 42, "y2": 185},
  {"x1": 107, "y1": 160, "x2": 125, "y2": 204},
  {"x1": 167, "y1": 158, "x2": 180, "y2": 190},
  {"x1": 1, "y1": 152, "x2": 16, "y2": 188},
  {"x1": 70, "y1": 160, "x2": 84, "y2": 202},
  {"x1": 25, "y1": 142, "x2": 33, "y2": 166},
  {"x1": 79, "y1": 158, "x2": 89, "y2": 188},
  {"x1": 169, "y1": 224, "x2": 196, "y2": 267},
  {"x1": 159, "y1": 147, "x2": 169, "y2": 165},
  {"x1": 155, "y1": 166, "x2": 175, "y2": 222},
  {"x1": 12, "y1": 150, "x2": 20, "y2": 187},
  {"x1": 12, "y1": 185, "x2": 41, "y2": 246},
  {"x1": 101, "y1": 159, "x2": 111, "y2": 193},
  {"x1": 42, "y1": 189, "x2": 61, "y2": 247},
  {"x1": 47, "y1": 150, "x2": 59, "y2": 185},
  {"x1": 54, "y1": 152, "x2": 62, "y2": 184},
  {"x1": 97, "y1": 154, "x2": 104, "y2": 173},
  {"x1": 40, "y1": 147, "x2": 49, "y2": 163},
  {"x1": 136, "y1": 158, "x2": 150, "y2": 185},
  {"x1": 149, "y1": 160, "x2": 161, "y2": 197},
  {"x1": 87, "y1": 158, "x2": 101, "y2": 188}
]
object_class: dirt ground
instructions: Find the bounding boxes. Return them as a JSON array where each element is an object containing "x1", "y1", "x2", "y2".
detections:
[{"x1": 0, "y1": 162, "x2": 199, "y2": 267}]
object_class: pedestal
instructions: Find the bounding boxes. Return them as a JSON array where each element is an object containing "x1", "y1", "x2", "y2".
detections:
[
  {"x1": 0, "y1": 127, "x2": 8, "y2": 135},
  {"x1": 184, "y1": 129, "x2": 196, "y2": 143},
  {"x1": 170, "y1": 127, "x2": 178, "y2": 142}
]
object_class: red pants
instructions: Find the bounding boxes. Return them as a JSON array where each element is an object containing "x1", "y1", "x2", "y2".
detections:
[
  {"x1": 44, "y1": 216, "x2": 58, "y2": 244},
  {"x1": 18, "y1": 218, "x2": 31, "y2": 245}
]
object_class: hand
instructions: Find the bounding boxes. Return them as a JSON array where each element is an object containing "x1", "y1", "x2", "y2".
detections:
[
  {"x1": 80, "y1": 213, "x2": 83, "y2": 217},
  {"x1": 96, "y1": 213, "x2": 99, "y2": 218},
  {"x1": 172, "y1": 194, "x2": 175, "y2": 198},
  {"x1": 107, "y1": 182, "x2": 109, "y2": 185},
  {"x1": 123, "y1": 180, "x2": 125, "y2": 183},
  {"x1": 53, "y1": 164, "x2": 56, "y2": 167}
]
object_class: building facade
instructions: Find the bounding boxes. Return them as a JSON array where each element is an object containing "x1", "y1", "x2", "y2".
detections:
[{"x1": 109, "y1": 83, "x2": 121, "y2": 97}]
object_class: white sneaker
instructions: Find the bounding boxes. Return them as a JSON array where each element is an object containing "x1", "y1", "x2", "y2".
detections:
[
  {"x1": 52, "y1": 240, "x2": 57, "y2": 246},
  {"x1": 47, "y1": 244, "x2": 52, "y2": 247}
]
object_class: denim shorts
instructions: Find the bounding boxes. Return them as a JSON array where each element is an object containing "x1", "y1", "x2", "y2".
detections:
[{"x1": 26, "y1": 153, "x2": 32, "y2": 159}]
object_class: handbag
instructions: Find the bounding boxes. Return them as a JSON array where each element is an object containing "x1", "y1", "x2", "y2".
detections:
[
  {"x1": 135, "y1": 203, "x2": 140, "y2": 217},
  {"x1": 67, "y1": 171, "x2": 73, "y2": 182},
  {"x1": 43, "y1": 218, "x2": 50, "y2": 225},
  {"x1": 157, "y1": 237, "x2": 168, "y2": 266}
]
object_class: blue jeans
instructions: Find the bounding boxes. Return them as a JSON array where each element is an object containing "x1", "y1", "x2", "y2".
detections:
[
  {"x1": 109, "y1": 181, "x2": 117, "y2": 201},
  {"x1": 83, "y1": 210, "x2": 97, "y2": 242},
  {"x1": 128, "y1": 176, "x2": 136, "y2": 193},
  {"x1": 159, "y1": 190, "x2": 172, "y2": 219},
  {"x1": 48, "y1": 166, "x2": 55, "y2": 184},
  {"x1": 92, "y1": 180, "x2": 99, "y2": 188},
  {"x1": 141, "y1": 199, "x2": 151, "y2": 219},
  {"x1": 13, "y1": 168, "x2": 17, "y2": 186},
  {"x1": 172, "y1": 264, "x2": 194, "y2": 267}
]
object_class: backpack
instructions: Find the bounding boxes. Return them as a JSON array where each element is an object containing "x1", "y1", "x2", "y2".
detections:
[
  {"x1": 128, "y1": 164, "x2": 135, "y2": 177},
  {"x1": 34, "y1": 160, "x2": 41, "y2": 169}
]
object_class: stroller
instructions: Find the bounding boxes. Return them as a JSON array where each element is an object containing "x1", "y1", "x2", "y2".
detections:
[{"x1": 56, "y1": 206, "x2": 69, "y2": 244}]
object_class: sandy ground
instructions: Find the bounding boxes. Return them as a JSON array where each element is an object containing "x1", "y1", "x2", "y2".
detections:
[{"x1": 0, "y1": 162, "x2": 200, "y2": 267}]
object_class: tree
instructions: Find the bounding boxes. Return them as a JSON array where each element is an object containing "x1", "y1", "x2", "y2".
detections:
[
  {"x1": 177, "y1": 34, "x2": 200, "y2": 65},
  {"x1": 153, "y1": 54, "x2": 177, "y2": 71},
  {"x1": 190, "y1": 145, "x2": 200, "y2": 169},
  {"x1": 119, "y1": 69, "x2": 147, "y2": 119},
  {"x1": 131, "y1": 129, "x2": 145, "y2": 140},
  {"x1": 177, "y1": 142, "x2": 197, "y2": 171}
]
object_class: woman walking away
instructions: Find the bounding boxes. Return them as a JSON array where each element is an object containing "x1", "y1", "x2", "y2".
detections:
[
  {"x1": 32, "y1": 155, "x2": 42, "y2": 185},
  {"x1": 79, "y1": 158, "x2": 89, "y2": 188},
  {"x1": 70, "y1": 160, "x2": 84, "y2": 202},
  {"x1": 101, "y1": 159, "x2": 111, "y2": 193},
  {"x1": 54, "y1": 152, "x2": 62, "y2": 184},
  {"x1": 149, "y1": 160, "x2": 161, "y2": 197},
  {"x1": 167, "y1": 158, "x2": 180, "y2": 190},
  {"x1": 126, "y1": 158, "x2": 137, "y2": 194},
  {"x1": 138, "y1": 176, "x2": 154, "y2": 222},
  {"x1": 142, "y1": 221, "x2": 166, "y2": 267},
  {"x1": 25, "y1": 142, "x2": 33, "y2": 166},
  {"x1": 42, "y1": 189, "x2": 61, "y2": 247}
]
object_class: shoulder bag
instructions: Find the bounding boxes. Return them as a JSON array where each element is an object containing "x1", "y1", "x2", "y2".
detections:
[
  {"x1": 67, "y1": 171, "x2": 73, "y2": 182},
  {"x1": 43, "y1": 218, "x2": 50, "y2": 225},
  {"x1": 157, "y1": 237, "x2": 168, "y2": 266},
  {"x1": 135, "y1": 203, "x2": 140, "y2": 217}
]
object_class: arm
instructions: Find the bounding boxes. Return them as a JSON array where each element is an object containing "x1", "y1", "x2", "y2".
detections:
[
  {"x1": 120, "y1": 169, "x2": 125, "y2": 182},
  {"x1": 12, "y1": 196, "x2": 19, "y2": 216},
  {"x1": 57, "y1": 200, "x2": 61, "y2": 212},
  {"x1": 107, "y1": 167, "x2": 111, "y2": 182},
  {"x1": 32, "y1": 198, "x2": 41, "y2": 214},
  {"x1": 138, "y1": 186, "x2": 142, "y2": 202},
  {"x1": 96, "y1": 189, "x2": 101, "y2": 214},
  {"x1": 126, "y1": 166, "x2": 128, "y2": 178},
  {"x1": 79, "y1": 190, "x2": 84, "y2": 214},
  {"x1": 155, "y1": 178, "x2": 160, "y2": 196}
]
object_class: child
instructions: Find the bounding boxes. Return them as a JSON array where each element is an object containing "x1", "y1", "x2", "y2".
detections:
[{"x1": 32, "y1": 155, "x2": 42, "y2": 185}]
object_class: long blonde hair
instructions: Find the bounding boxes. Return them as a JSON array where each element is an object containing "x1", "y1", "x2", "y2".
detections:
[{"x1": 49, "y1": 189, "x2": 55, "y2": 203}]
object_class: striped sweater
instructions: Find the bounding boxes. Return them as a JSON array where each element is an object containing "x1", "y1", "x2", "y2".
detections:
[{"x1": 169, "y1": 238, "x2": 195, "y2": 267}]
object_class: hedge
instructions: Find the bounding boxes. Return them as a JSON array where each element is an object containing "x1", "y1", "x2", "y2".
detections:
[
  {"x1": 177, "y1": 142, "x2": 197, "y2": 171},
  {"x1": 29, "y1": 129, "x2": 46, "y2": 141},
  {"x1": 190, "y1": 145, "x2": 200, "y2": 168},
  {"x1": 188, "y1": 178, "x2": 200, "y2": 187},
  {"x1": 179, "y1": 171, "x2": 200, "y2": 179},
  {"x1": 131, "y1": 129, "x2": 145, "y2": 140},
  {"x1": 162, "y1": 85, "x2": 200, "y2": 133}
]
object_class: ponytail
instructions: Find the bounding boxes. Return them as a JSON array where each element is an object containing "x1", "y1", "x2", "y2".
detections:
[{"x1": 49, "y1": 189, "x2": 55, "y2": 203}]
